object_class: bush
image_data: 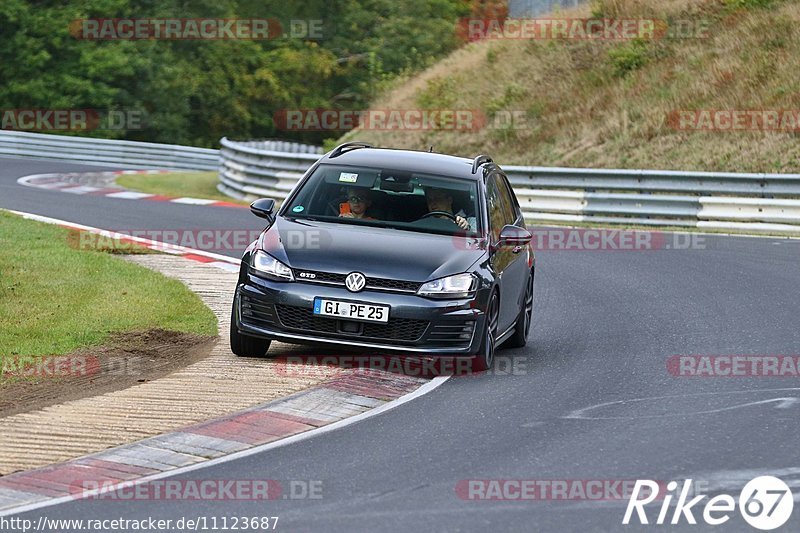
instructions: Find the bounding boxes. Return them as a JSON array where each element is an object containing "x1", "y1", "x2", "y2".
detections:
[
  {"x1": 724, "y1": 0, "x2": 775, "y2": 8},
  {"x1": 608, "y1": 40, "x2": 651, "y2": 76}
]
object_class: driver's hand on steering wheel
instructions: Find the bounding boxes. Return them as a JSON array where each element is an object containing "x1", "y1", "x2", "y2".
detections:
[{"x1": 454, "y1": 215, "x2": 469, "y2": 230}]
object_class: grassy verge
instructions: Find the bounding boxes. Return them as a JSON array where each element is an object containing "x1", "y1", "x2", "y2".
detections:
[
  {"x1": 0, "y1": 210, "x2": 218, "y2": 361},
  {"x1": 116, "y1": 171, "x2": 249, "y2": 205},
  {"x1": 341, "y1": 0, "x2": 800, "y2": 173}
]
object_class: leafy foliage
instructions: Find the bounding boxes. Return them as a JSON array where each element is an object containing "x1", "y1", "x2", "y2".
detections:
[{"x1": 0, "y1": 0, "x2": 473, "y2": 146}]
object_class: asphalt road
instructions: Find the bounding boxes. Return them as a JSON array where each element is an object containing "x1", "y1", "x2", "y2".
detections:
[
  {"x1": 3, "y1": 158, "x2": 800, "y2": 532},
  {"x1": 0, "y1": 158, "x2": 256, "y2": 257}
]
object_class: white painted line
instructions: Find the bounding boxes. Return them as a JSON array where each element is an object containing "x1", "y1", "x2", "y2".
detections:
[
  {"x1": 2, "y1": 209, "x2": 240, "y2": 266},
  {"x1": 60, "y1": 185, "x2": 101, "y2": 194},
  {"x1": 105, "y1": 191, "x2": 155, "y2": 200},
  {"x1": 35, "y1": 182, "x2": 76, "y2": 189},
  {"x1": 171, "y1": 197, "x2": 218, "y2": 205},
  {"x1": 117, "y1": 170, "x2": 170, "y2": 175},
  {"x1": 208, "y1": 261, "x2": 240, "y2": 273},
  {"x1": 16, "y1": 173, "x2": 60, "y2": 187},
  {"x1": 0, "y1": 375, "x2": 450, "y2": 517},
  {"x1": 16, "y1": 173, "x2": 85, "y2": 190},
  {"x1": 563, "y1": 387, "x2": 800, "y2": 420}
]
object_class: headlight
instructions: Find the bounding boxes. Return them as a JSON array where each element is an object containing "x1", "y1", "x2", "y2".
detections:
[
  {"x1": 417, "y1": 273, "x2": 477, "y2": 298},
  {"x1": 251, "y1": 251, "x2": 294, "y2": 281}
]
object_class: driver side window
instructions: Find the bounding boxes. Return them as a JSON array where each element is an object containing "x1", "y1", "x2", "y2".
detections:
[{"x1": 486, "y1": 175, "x2": 512, "y2": 239}]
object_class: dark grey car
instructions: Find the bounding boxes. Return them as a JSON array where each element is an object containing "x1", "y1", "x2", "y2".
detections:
[{"x1": 230, "y1": 142, "x2": 535, "y2": 370}]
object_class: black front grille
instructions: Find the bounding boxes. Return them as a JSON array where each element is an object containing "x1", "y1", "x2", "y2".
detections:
[
  {"x1": 276, "y1": 304, "x2": 337, "y2": 334},
  {"x1": 275, "y1": 304, "x2": 428, "y2": 342},
  {"x1": 367, "y1": 278, "x2": 421, "y2": 292},
  {"x1": 306, "y1": 271, "x2": 346, "y2": 284},
  {"x1": 239, "y1": 293, "x2": 277, "y2": 329},
  {"x1": 427, "y1": 321, "x2": 476, "y2": 347},
  {"x1": 293, "y1": 270, "x2": 422, "y2": 293}
]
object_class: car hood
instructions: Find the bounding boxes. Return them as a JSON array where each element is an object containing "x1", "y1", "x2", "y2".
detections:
[{"x1": 259, "y1": 217, "x2": 487, "y2": 282}]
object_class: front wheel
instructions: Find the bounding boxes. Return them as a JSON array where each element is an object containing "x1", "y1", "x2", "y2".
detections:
[
  {"x1": 229, "y1": 296, "x2": 272, "y2": 357},
  {"x1": 472, "y1": 292, "x2": 499, "y2": 372},
  {"x1": 505, "y1": 271, "x2": 534, "y2": 349}
]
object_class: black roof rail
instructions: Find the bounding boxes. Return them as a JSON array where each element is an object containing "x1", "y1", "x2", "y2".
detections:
[
  {"x1": 329, "y1": 141, "x2": 374, "y2": 159},
  {"x1": 472, "y1": 154, "x2": 493, "y2": 174}
]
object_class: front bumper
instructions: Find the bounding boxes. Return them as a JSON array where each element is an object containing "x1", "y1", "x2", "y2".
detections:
[{"x1": 234, "y1": 273, "x2": 488, "y2": 355}]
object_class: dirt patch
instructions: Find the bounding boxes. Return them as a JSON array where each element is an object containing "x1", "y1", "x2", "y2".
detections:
[{"x1": 0, "y1": 329, "x2": 216, "y2": 417}]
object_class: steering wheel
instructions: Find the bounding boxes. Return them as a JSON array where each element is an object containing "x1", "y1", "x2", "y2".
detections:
[{"x1": 420, "y1": 210, "x2": 458, "y2": 223}]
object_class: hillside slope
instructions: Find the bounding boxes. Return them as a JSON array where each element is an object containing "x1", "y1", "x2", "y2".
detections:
[{"x1": 340, "y1": 0, "x2": 800, "y2": 173}]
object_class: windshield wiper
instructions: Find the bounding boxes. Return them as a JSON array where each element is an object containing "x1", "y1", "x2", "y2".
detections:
[{"x1": 284, "y1": 215, "x2": 320, "y2": 223}]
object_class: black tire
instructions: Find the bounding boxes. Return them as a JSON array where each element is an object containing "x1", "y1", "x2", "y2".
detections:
[
  {"x1": 472, "y1": 291, "x2": 499, "y2": 372},
  {"x1": 229, "y1": 296, "x2": 272, "y2": 357},
  {"x1": 505, "y1": 270, "x2": 534, "y2": 349}
]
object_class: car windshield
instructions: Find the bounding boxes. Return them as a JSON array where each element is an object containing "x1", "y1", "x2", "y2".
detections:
[{"x1": 282, "y1": 163, "x2": 482, "y2": 236}]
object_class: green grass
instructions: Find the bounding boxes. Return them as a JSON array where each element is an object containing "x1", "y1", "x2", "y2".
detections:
[
  {"x1": 116, "y1": 171, "x2": 249, "y2": 205},
  {"x1": 0, "y1": 211, "x2": 218, "y2": 360},
  {"x1": 342, "y1": 0, "x2": 800, "y2": 173}
]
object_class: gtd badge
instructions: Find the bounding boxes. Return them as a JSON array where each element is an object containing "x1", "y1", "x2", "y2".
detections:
[
  {"x1": 298, "y1": 272, "x2": 316, "y2": 279},
  {"x1": 345, "y1": 272, "x2": 366, "y2": 292}
]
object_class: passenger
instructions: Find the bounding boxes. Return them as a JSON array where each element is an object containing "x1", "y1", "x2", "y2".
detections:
[
  {"x1": 423, "y1": 187, "x2": 476, "y2": 232},
  {"x1": 339, "y1": 187, "x2": 376, "y2": 220}
]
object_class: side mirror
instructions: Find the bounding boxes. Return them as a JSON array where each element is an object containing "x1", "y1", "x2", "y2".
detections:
[
  {"x1": 495, "y1": 225, "x2": 532, "y2": 250},
  {"x1": 250, "y1": 198, "x2": 276, "y2": 222}
]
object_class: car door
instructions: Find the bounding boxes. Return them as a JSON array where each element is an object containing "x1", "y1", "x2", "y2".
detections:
[{"x1": 486, "y1": 173, "x2": 529, "y2": 332}]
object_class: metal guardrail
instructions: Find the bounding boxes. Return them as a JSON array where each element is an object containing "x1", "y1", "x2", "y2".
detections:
[
  {"x1": 217, "y1": 137, "x2": 322, "y2": 201},
  {"x1": 504, "y1": 167, "x2": 800, "y2": 233},
  {"x1": 503, "y1": 166, "x2": 800, "y2": 198},
  {"x1": 4, "y1": 131, "x2": 797, "y2": 235},
  {"x1": 218, "y1": 139, "x2": 800, "y2": 235},
  {"x1": 0, "y1": 130, "x2": 218, "y2": 170}
]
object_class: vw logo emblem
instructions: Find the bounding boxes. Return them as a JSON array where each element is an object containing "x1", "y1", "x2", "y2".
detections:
[{"x1": 345, "y1": 272, "x2": 366, "y2": 292}]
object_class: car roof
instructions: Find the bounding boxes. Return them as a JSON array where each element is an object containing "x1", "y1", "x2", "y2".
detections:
[{"x1": 319, "y1": 147, "x2": 487, "y2": 181}]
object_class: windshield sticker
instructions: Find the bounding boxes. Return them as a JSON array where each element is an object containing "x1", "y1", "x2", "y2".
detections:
[
  {"x1": 338, "y1": 172, "x2": 358, "y2": 183},
  {"x1": 292, "y1": 205, "x2": 305, "y2": 212}
]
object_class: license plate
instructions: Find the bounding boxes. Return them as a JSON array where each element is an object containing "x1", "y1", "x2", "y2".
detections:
[{"x1": 313, "y1": 298, "x2": 389, "y2": 323}]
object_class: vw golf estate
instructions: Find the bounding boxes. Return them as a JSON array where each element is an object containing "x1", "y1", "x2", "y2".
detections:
[{"x1": 230, "y1": 142, "x2": 535, "y2": 370}]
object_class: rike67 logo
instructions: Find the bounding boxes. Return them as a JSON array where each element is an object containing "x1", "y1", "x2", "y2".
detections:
[{"x1": 623, "y1": 476, "x2": 794, "y2": 530}]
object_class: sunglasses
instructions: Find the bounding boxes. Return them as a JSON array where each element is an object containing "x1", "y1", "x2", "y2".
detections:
[{"x1": 348, "y1": 195, "x2": 367, "y2": 203}]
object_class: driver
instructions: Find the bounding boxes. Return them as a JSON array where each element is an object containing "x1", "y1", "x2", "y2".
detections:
[
  {"x1": 339, "y1": 187, "x2": 377, "y2": 220},
  {"x1": 423, "y1": 187, "x2": 476, "y2": 232}
]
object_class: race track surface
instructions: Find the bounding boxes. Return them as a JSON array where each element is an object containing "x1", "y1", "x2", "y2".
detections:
[{"x1": 2, "y1": 158, "x2": 799, "y2": 532}]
